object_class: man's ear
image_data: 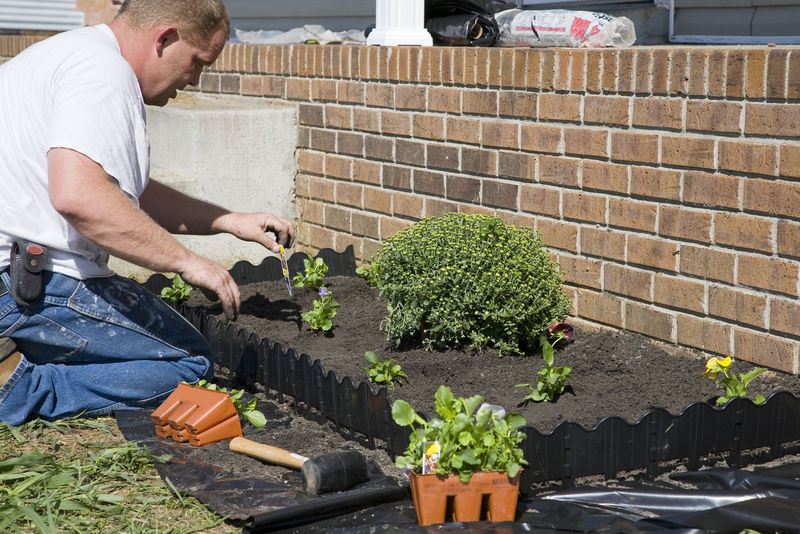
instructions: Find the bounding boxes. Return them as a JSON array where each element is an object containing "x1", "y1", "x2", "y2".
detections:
[{"x1": 154, "y1": 26, "x2": 179, "y2": 57}]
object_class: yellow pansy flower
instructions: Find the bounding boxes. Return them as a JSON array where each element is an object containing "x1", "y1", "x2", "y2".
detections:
[{"x1": 703, "y1": 356, "x2": 732, "y2": 379}]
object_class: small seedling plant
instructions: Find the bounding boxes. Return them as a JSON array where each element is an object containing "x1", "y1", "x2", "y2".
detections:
[
  {"x1": 293, "y1": 253, "x2": 328, "y2": 291},
  {"x1": 516, "y1": 335, "x2": 573, "y2": 403},
  {"x1": 301, "y1": 287, "x2": 339, "y2": 332},
  {"x1": 160, "y1": 274, "x2": 192, "y2": 304},
  {"x1": 195, "y1": 379, "x2": 267, "y2": 427},
  {"x1": 363, "y1": 350, "x2": 407, "y2": 391},
  {"x1": 703, "y1": 356, "x2": 767, "y2": 406},
  {"x1": 392, "y1": 385, "x2": 527, "y2": 483}
]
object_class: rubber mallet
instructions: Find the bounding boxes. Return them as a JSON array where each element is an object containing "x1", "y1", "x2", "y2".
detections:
[{"x1": 229, "y1": 436, "x2": 369, "y2": 495}]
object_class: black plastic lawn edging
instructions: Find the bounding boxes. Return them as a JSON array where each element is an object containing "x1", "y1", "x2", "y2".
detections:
[{"x1": 144, "y1": 246, "x2": 800, "y2": 497}]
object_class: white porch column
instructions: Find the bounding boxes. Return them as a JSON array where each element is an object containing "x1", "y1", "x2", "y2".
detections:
[{"x1": 366, "y1": 0, "x2": 433, "y2": 46}]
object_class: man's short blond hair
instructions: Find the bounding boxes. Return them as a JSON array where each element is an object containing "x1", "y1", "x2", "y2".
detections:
[{"x1": 114, "y1": 0, "x2": 230, "y2": 46}]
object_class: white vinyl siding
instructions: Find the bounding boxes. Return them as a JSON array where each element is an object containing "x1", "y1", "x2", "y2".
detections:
[{"x1": 0, "y1": 0, "x2": 83, "y2": 31}]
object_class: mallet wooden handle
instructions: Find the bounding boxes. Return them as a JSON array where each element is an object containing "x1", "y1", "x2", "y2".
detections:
[{"x1": 229, "y1": 436, "x2": 309, "y2": 469}]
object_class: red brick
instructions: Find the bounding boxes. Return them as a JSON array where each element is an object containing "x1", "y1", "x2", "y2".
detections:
[
  {"x1": 526, "y1": 49, "x2": 542, "y2": 90},
  {"x1": 770, "y1": 298, "x2": 800, "y2": 337},
  {"x1": 540, "y1": 49, "x2": 555, "y2": 91},
  {"x1": 652, "y1": 50, "x2": 669, "y2": 95},
  {"x1": 719, "y1": 140, "x2": 779, "y2": 175},
  {"x1": 686, "y1": 100, "x2": 742, "y2": 134},
  {"x1": 743, "y1": 178, "x2": 800, "y2": 219},
  {"x1": 766, "y1": 49, "x2": 788, "y2": 100},
  {"x1": 583, "y1": 161, "x2": 628, "y2": 194},
  {"x1": 499, "y1": 151, "x2": 535, "y2": 181},
  {"x1": 380, "y1": 217, "x2": 412, "y2": 240},
  {"x1": 353, "y1": 108, "x2": 380, "y2": 133},
  {"x1": 653, "y1": 274, "x2": 705, "y2": 314},
  {"x1": 687, "y1": 50, "x2": 709, "y2": 96},
  {"x1": 604, "y1": 263, "x2": 652, "y2": 301},
  {"x1": 708, "y1": 50, "x2": 726, "y2": 98},
  {"x1": 428, "y1": 144, "x2": 460, "y2": 171},
  {"x1": 538, "y1": 93, "x2": 581, "y2": 122},
  {"x1": 297, "y1": 151, "x2": 323, "y2": 175},
  {"x1": 335, "y1": 181, "x2": 362, "y2": 208},
  {"x1": 499, "y1": 91, "x2": 537, "y2": 119},
  {"x1": 352, "y1": 159, "x2": 381, "y2": 185},
  {"x1": 630, "y1": 166, "x2": 681, "y2": 201},
  {"x1": 563, "y1": 128, "x2": 607, "y2": 158},
  {"x1": 520, "y1": 184, "x2": 560, "y2": 218},
  {"x1": 324, "y1": 105, "x2": 352, "y2": 129},
  {"x1": 537, "y1": 219, "x2": 578, "y2": 253},
  {"x1": 617, "y1": 49, "x2": 635, "y2": 94},
  {"x1": 563, "y1": 191, "x2": 606, "y2": 224},
  {"x1": 426, "y1": 198, "x2": 459, "y2": 218},
  {"x1": 659, "y1": 205, "x2": 712, "y2": 243},
  {"x1": 584, "y1": 95, "x2": 630, "y2": 126},
  {"x1": 777, "y1": 220, "x2": 800, "y2": 258},
  {"x1": 676, "y1": 315, "x2": 731, "y2": 356},
  {"x1": 726, "y1": 50, "x2": 745, "y2": 98},
  {"x1": 669, "y1": 50, "x2": 688, "y2": 96},
  {"x1": 679, "y1": 245, "x2": 735, "y2": 284},
  {"x1": 780, "y1": 143, "x2": 800, "y2": 179},
  {"x1": 745, "y1": 50, "x2": 768, "y2": 99},
  {"x1": 539, "y1": 155, "x2": 580, "y2": 187},
  {"x1": 577, "y1": 290, "x2": 623, "y2": 328},
  {"x1": 446, "y1": 175, "x2": 481, "y2": 202},
  {"x1": 392, "y1": 191, "x2": 424, "y2": 219},
  {"x1": 553, "y1": 49, "x2": 570, "y2": 92},
  {"x1": 626, "y1": 301, "x2": 674, "y2": 341},
  {"x1": 395, "y1": 85, "x2": 426, "y2": 111},
  {"x1": 324, "y1": 154, "x2": 352, "y2": 180},
  {"x1": 365, "y1": 83, "x2": 394, "y2": 108},
  {"x1": 482, "y1": 121, "x2": 519, "y2": 149},
  {"x1": 789, "y1": 50, "x2": 800, "y2": 100},
  {"x1": 611, "y1": 132, "x2": 659, "y2": 164},
  {"x1": 733, "y1": 328, "x2": 795, "y2": 372},
  {"x1": 708, "y1": 286, "x2": 766, "y2": 329},
  {"x1": 364, "y1": 135, "x2": 393, "y2": 161},
  {"x1": 381, "y1": 111, "x2": 411, "y2": 137},
  {"x1": 520, "y1": 124, "x2": 561, "y2": 154},
  {"x1": 558, "y1": 255, "x2": 602, "y2": 289},
  {"x1": 586, "y1": 50, "x2": 602, "y2": 93},
  {"x1": 482, "y1": 178, "x2": 518, "y2": 210},
  {"x1": 714, "y1": 213, "x2": 773, "y2": 253},
  {"x1": 298, "y1": 198, "x2": 325, "y2": 226},
  {"x1": 463, "y1": 90, "x2": 497, "y2": 116},
  {"x1": 580, "y1": 227, "x2": 626, "y2": 260},
  {"x1": 428, "y1": 86, "x2": 461, "y2": 113},
  {"x1": 608, "y1": 198, "x2": 656, "y2": 232},
  {"x1": 661, "y1": 135, "x2": 715, "y2": 170},
  {"x1": 632, "y1": 98, "x2": 683, "y2": 130},
  {"x1": 324, "y1": 205, "x2": 351, "y2": 232},
  {"x1": 684, "y1": 171, "x2": 740, "y2": 209},
  {"x1": 462, "y1": 147, "x2": 497, "y2": 176},
  {"x1": 363, "y1": 187, "x2": 392, "y2": 214},
  {"x1": 738, "y1": 254, "x2": 799, "y2": 297},
  {"x1": 627, "y1": 235, "x2": 679, "y2": 271},
  {"x1": 382, "y1": 164, "x2": 411, "y2": 190},
  {"x1": 600, "y1": 50, "x2": 618, "y2": 93},
  {"x1": 413, "y1": 114, "x2": 445, "y2": 141},
  {"x1": 446, "y1": 117, "x2": 481, "y2": 145},
  {"x1": 746, "y1": 103, "x2": 800, "y2": 138},
  {"x1": 635, "y1": 49, "x2": 652, "y2": 94}
]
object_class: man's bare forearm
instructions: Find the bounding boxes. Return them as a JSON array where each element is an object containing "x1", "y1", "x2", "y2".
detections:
[{"x1": 139, "y1": 179, "x2": 233, "y2": 235}]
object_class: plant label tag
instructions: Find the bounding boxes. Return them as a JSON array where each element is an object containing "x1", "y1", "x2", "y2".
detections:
[
  {"x1": 422, "y1": 440, "x2": 440, "y2": 474},
  {"x1": 279, "y1": 245, "x2": 293, "y2": 297}
]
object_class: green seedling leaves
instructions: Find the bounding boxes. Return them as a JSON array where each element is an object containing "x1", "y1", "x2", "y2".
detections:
[
  {"x1": 363, "y1": 351, "x2": 408, "y2": 391},
  {"x1": 160, "y1": 274, "x2": 193, "y2": 304}
]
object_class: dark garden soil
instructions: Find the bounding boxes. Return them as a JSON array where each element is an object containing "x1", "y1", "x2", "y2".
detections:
[{"x1": 181, "y1": 274, "x2": 800, "y2": 497}]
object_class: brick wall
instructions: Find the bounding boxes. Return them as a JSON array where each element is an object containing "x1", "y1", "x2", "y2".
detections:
[{"x1": 2, "y1": 35, "x2": 798, "y2": 372}]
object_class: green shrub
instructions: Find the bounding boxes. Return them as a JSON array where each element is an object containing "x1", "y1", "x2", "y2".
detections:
[{"x1": 368, "y1": 212, "x2": 571, "y2": 356}]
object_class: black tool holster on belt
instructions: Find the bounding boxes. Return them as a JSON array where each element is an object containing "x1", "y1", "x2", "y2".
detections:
[{"x1": 9, "y1": 240, "x2": 48, "y2": 307}]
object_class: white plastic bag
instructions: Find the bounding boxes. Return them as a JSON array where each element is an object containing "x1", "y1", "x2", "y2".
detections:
[{"x1": 494, "y1": 9, "x2": 636, "y2": 48}]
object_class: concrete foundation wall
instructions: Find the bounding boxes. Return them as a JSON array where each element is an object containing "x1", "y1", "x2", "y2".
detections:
[{"x1": 110, "y1": 93, "x2": 297, "y2": 279}]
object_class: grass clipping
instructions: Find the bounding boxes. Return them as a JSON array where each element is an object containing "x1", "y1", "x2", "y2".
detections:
[{"x1": 0, "y1": 417, "x2": 235, "y2": 534}]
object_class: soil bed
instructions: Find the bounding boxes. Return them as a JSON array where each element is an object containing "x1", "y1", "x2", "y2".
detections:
[{"x1": 188, "y1": 275, "x2": 800, "y2": 450}]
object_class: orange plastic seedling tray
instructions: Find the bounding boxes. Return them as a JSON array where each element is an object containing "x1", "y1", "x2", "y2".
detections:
[{"x1": 151, "y1": 382, "x2": 243, "y2": 446}]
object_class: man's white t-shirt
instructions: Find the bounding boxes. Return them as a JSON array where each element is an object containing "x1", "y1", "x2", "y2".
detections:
[{"x1": 0, "y1": 24, "x2": 149, "y2": 279}]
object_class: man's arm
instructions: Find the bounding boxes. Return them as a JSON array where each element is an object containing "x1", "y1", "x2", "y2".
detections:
[
  {"x1": 47, "y1": 147, "x2": 241, "y2": 318},
  {"x1": 139, "y1": 179, "x2": 294, "y2": 253}
]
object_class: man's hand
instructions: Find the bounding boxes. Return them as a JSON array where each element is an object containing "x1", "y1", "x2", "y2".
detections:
[
  {"x1": 215, "y1": 212, "x2": 296, "y2": 254},
  {"x1": 177, "y1": 256, "x2": 241, "y2": 321}
]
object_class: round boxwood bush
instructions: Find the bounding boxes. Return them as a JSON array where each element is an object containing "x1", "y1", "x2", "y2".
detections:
[{"x1": 368, "y1": 212, "x2": 571, "y2": 356}]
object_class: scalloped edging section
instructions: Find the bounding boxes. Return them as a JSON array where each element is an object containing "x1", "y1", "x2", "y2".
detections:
[{"x1": 144, "y1": 247, "x2": 800, "y2": 495}]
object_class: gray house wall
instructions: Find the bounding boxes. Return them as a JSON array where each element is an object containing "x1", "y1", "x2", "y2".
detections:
[
  {"x1": 0, "y1": 0, "x2": 83, "y2": 31},
  {"x1": 224, "y1": 0, "x2": 375, "y2": 33}
]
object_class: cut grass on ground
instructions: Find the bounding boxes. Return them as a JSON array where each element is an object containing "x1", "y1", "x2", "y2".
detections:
[{"x1": 0, "y1": 416, "x2": 237, "y2": 534}]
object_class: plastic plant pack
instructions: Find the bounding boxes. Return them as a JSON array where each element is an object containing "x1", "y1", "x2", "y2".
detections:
[{"x1": 494, "y1": 8, "x2": 636, "y2": 48}]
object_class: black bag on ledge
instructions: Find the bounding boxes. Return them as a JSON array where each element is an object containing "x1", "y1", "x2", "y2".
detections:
[{"x1": 425, "y1": 0, "x2": 517, "y2": 46}]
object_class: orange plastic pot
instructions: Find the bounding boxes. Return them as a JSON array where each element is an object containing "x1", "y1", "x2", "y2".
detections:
[{"x1": 407, "y1": 470, "x2": 520, "y2": 526}]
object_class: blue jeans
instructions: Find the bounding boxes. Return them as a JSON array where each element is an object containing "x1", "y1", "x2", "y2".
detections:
[{"x1": 0, "y1": 270, "x2": 213, "y2": 425}]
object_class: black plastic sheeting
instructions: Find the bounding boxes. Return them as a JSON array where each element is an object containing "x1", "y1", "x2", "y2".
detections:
[
  {"x1": 424, "y1": 0, "x2": 516, "y2": 46},
  {"x1": 135, "y1": 247, "x2": 800, "y2": 532},
  {"x1": 118, "y1": 401, "x2": 800, "y2": 534}
]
